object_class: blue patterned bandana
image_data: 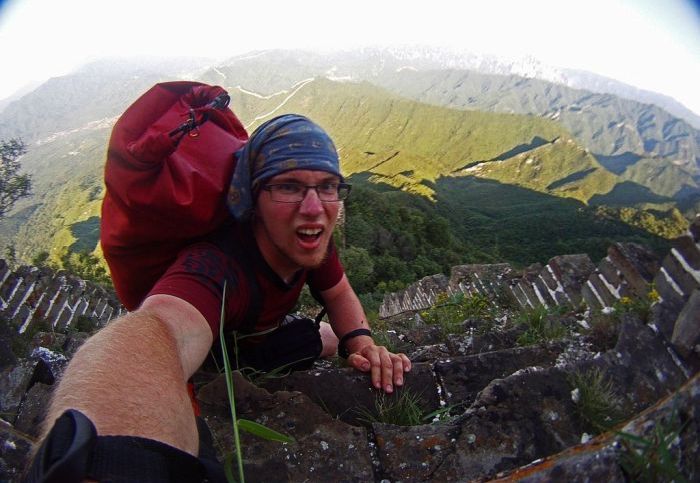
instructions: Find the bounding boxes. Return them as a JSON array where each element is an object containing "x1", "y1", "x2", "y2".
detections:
[{"x1": 227, "y1": 114, "x2": 342, "y2": 221}]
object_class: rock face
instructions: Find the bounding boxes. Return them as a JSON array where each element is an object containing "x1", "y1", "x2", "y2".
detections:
[{"x1": 1, "y1": 219, "x2": 699, "y2": 482}]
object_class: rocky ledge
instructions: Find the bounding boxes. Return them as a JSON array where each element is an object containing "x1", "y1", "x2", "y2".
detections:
[{"x1": 1, "y1": 219, "x2": 699, "y2": 482}]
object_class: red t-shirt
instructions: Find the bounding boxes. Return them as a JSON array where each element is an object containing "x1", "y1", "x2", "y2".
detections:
[{"x1": 148, "y1": 223, "x2": 344, "y2": 337}]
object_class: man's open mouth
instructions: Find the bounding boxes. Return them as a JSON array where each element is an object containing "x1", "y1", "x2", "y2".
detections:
[{"x1": 297, "y1": 227, "x2": 323, "y2": 243}]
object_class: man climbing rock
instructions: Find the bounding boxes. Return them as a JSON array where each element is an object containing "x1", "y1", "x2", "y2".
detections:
[{"x1": 26, "y1": 114, "x2": 411, "y2": 482}]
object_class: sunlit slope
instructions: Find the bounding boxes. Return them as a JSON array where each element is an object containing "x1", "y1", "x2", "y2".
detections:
[
  {"x1": 463, "y1": 138, "x2": 617, "y2": 201},
  {"x1": 233, "y1": 78, "x2": 616, "y2": 202}
]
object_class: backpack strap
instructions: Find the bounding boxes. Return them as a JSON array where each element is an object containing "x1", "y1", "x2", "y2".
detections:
[
  {"x1": 233, "y1": 243, "x2": 263, "y2": 335},
  {"x1": 26, "y1": 409, "x2": 226, "y2": 483}
]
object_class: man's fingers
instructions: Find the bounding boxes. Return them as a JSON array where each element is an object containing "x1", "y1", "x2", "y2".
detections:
[
  {"x1": 380, "y1": 350, "x2": 394, "y2": 393},
  {"x1": 400, "y1": 353, "x2": 412, "y2": 372},
  {"x1": 347, "y1": 353, "x2": 370, "y2": 372},
  {"x1": 392, "y1": 354, "x2": 405, "y2": 387},
  {"x1": 349, "y1": 346, "x2": 413, "y2": 394}
]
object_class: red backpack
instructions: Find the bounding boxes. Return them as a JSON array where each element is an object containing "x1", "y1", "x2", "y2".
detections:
[{"x1": 101, "y1": 81, "x2": 249, "y2": 310}]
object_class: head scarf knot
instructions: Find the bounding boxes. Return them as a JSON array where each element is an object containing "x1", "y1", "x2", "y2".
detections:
[{"x1": 227, "y1": 114, "x2": 342, "y2": 221}]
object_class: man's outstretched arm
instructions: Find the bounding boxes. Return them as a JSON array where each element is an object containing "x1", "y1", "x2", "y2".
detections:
[
  {"x1": 321, "y1": 275, "x2": 411, "y2": 393},
  {"x1": 42, "y1": 294, "x2": 212, "y2": 456}
]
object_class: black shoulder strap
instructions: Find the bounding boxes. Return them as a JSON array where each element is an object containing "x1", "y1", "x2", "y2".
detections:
[
  {"x1": 233, "y1": 244, "x2": 263, "y2": 334},
  {"x1": 208, "y1": 223, "x2": 263, "y2": 335},
  {"x1": 25, "y1": 409, "x2": 225, "y2": 483}
]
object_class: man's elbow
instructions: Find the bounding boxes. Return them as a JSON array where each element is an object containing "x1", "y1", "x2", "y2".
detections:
[{"x1": 139, "y1": 294, "x2": 214, "y2": 377}]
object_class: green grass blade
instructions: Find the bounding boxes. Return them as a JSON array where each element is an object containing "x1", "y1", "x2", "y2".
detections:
[
  {"x1": 219, "y1": 281, "x2": 245, "y2": 483},
  {"x1": 224, "y1": 453, "x2": 237, "y2": 483},
  {"x1": 238, "y1": 419, "x2": 295, "y2": 443}
]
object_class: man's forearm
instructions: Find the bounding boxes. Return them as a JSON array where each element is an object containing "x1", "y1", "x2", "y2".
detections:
[{"x1": 44, "y1": 311, "x2": 200, "y2": 455}]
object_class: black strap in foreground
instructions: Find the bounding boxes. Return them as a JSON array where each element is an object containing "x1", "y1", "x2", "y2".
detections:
[
  {"x1": 25, "y1": 410, "x2": 225, "y2": 483},
  {"x1": 338, "y1": 328, "x2": 372, "y2": 359}
]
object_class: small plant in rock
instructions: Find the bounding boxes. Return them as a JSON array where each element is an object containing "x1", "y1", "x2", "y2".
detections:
[
  {"x1": 617, "y1": 409, "x2": 688, "y2": 483},
  {"x1": 515, "y1": 305, "x2": 568, "y2": 346},
  {"x1": 356, "y1": 388, "x2": 425, "y2": 426},
  {"x1": 420, "y1": 292, "x2": 493, "y2": 338},
  {"x1": 611, "y1": 288, "x2": 659, "y2": 322},
  {"x1": 569, "y1": 368, "x2": 625, "y2": 434}
]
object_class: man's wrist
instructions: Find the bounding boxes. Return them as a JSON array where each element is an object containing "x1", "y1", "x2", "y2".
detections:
[{"x1": 338, "y1": 329, "x2": 372, "y2": 358}]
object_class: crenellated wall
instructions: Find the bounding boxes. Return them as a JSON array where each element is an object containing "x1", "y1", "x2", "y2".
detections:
[
  {"x1": 380, "y1": 218, "x2": 700, "y2": 365},
  {"x1": 0, "y1": 260, "x2": 124, "y2": 335}
]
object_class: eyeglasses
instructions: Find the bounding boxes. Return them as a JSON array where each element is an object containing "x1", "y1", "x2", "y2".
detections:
[{"x1": 261, "y1": 182, "x2": 352, "y2": 203}]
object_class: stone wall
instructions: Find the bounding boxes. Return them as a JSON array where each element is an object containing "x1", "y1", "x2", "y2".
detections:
[
  {"x1": 381, "y1": 220, "x2": 700, "y2": 317},
  {"x1": 380, "y1": 218, "x2": 700, "y2": 367},
  {"x1": 378, "y1": 263, "x2": 515, "y2": 318},
  {"x1": 0, "y1": 259, "x2": 124, "y2": 336}
]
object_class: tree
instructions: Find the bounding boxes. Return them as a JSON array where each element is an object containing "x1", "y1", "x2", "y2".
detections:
[
  {"x1": 0, "y1": 138, "x2": 32, "y2": 218},
  {"x1": 340, "y1": 246, "x2": 375, "y2": 293}
]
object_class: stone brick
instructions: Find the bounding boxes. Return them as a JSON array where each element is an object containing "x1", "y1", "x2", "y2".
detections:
[
  {"x1": 509, "y1": 284, "x2": 529, "y2": 308},
  {"x1": 598, "y1": 257, "x2": 624, "y2": 290},
  {"x1": 517, "y1": 278, "x2": 541, "y2": 308},
  {"x1": 581, "y1": 282, "x2": 603, "y2": 310},
  {"x1": 671, "y1": 234, "x2": 700, "y2": 273},
  {"x1": 532, "y1": 276, "x2": 556, "y2": 307},
  {"x1": 448, "y1": 263, "x2": 514, "y2": 300},
  {"x1": 547, "y1": 254, "x2": 595, "y2": 306},
  {"x1": 607, "y1": 242, "x2": 660, "y2": 298},
  {"x1": 654, "y1": 264, "x2": 686, "y2": 315},
  {"x1": 258, "y1": 363, "x2": 439, "y2": 427},
  {"x1": 689, "y1": 216, "x2": 700, "y2": 241},
  {"x1": 55, "y1": 305, "x2": 74, "y2": 331},
  {"x1": 587, "y1": 272, "x2": 618, "y2": 308},
  {"x1": 379, "y1": 273, "x2": 449, "y2": 318},
  {"x1": 661, "y1": 250, "x2": 699, "y2": 299},
  {"x1": 44, "y1": 291, "x2": 67, "y2": 321},
  {"x1": 671, "y1": 289, "x2": 700, "y2": 362},
  {"x1": 0, "y1": 275, "x2": 23, "y2": 314},
  {"x1": 537, "y1": 267, "x2": 566, "y2": 306}
]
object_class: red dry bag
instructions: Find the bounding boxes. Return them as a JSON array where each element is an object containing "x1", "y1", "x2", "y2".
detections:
[{"x1": 101, "y1": 81, "x2": 248, "y2": 310}]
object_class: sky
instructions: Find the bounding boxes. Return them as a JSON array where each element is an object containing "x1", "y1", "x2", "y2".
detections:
[{"x1": 1, "y1": 0, "x2": 699, "y2": 114}]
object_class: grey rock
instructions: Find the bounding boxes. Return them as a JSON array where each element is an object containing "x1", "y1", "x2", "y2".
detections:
[
  {"x1": 258, "y1": 363, "x2": 440, "y2": 427},
  {"x1": 198, "y1": 372, "x2": 374, "y2": 482},
  {"x1": 14, "y1": 383, "x2": 53, "y2": 438},
  {"x1": 373, "y1": 421, "x2": 460, "y2": 482},
  {"x1": 671, "y1": 289, "x2": 700, "y2": 365},
  {"x1": 0, "y1": 419, "x2": 35, "y2": 483},
  {"x1": 436, "y1": 344, "x2": 562, "y2": 408},
  {"x1": 0, "y1": 359, "x2": 53, "y2": 424},
  {"x1": 62, "y1": 332, "x2": 91, "y2": 358}
]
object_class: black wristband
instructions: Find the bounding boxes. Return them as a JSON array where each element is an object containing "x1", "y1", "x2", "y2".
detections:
[{"x1": 338, "y1": 328, "x2": 372, "y2": 359}]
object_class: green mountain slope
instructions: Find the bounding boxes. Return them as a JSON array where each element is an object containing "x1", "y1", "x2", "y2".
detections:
[
  {"x1": 229, "y1": 78, "x2": 618, "y2": 204},
  {"x1": 202, "y1": 50, "x2": 700, "y2": 203},
  {"x1": 0, "y1": 67, "x2": 686, "y2": 287},
  {"x1": 369, "y1": 69, "x2": 700, "y2": 193}
]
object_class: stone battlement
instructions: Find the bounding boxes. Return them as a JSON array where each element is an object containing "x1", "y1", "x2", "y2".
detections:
[{"x1": 0, "y1": 260, "x2": 124, "y2": 335}]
